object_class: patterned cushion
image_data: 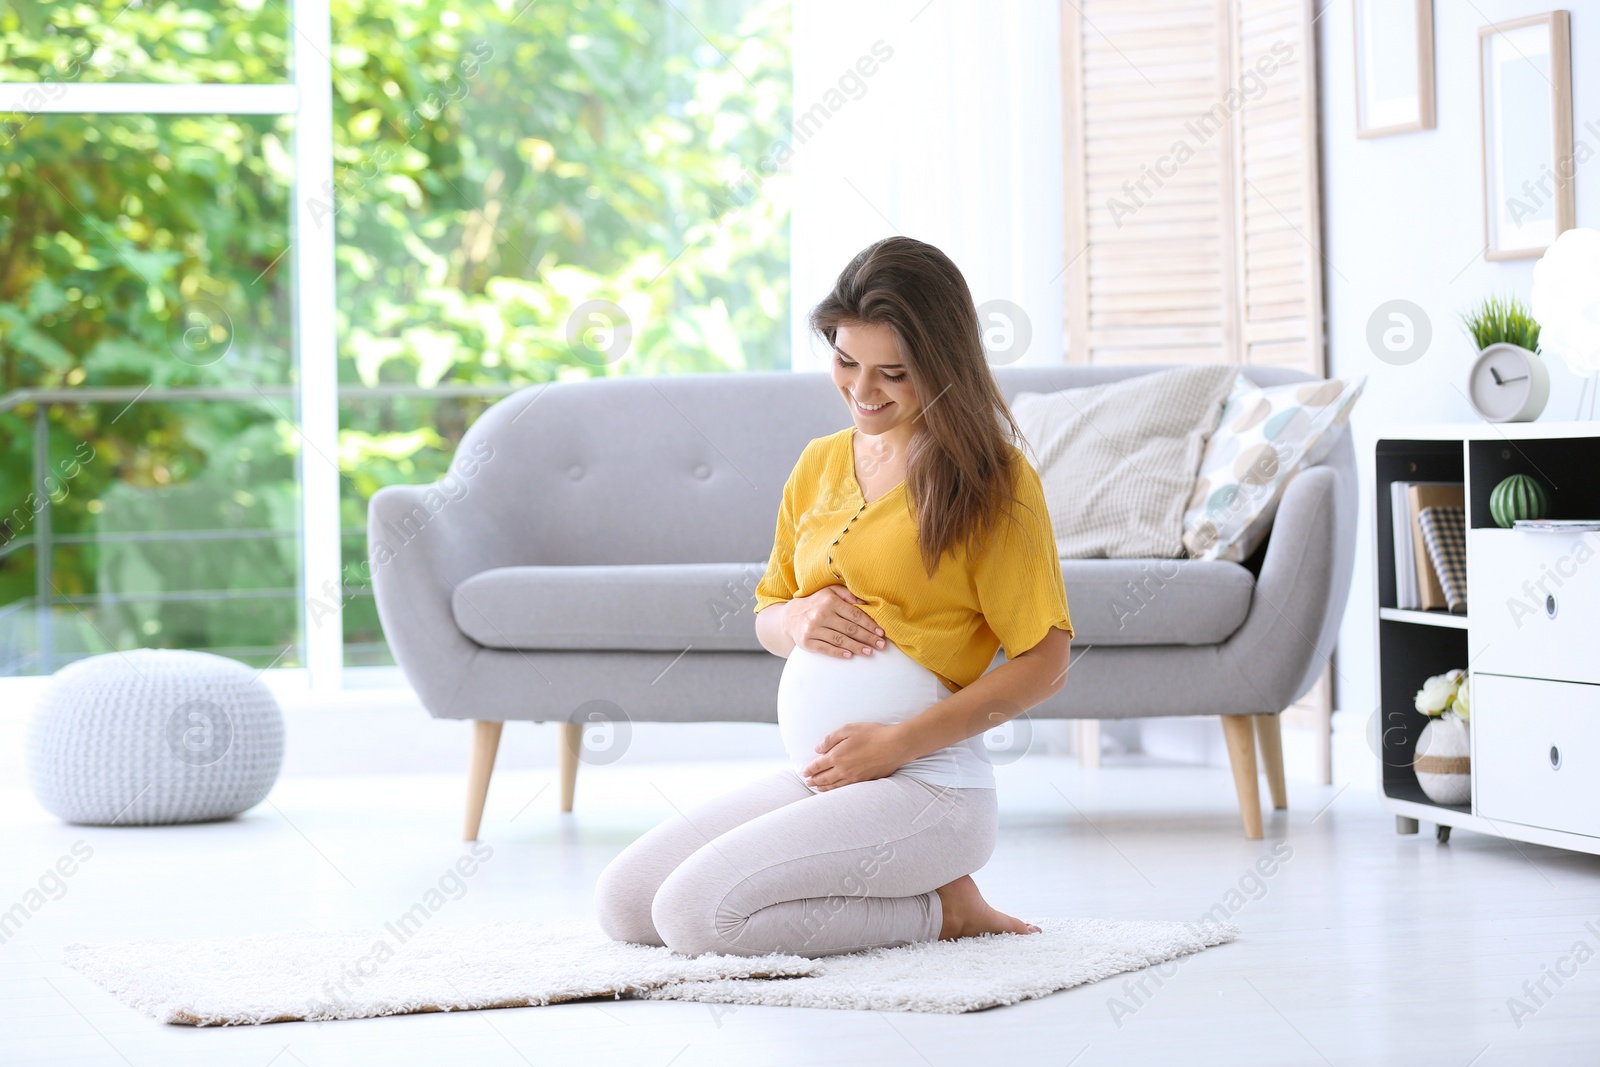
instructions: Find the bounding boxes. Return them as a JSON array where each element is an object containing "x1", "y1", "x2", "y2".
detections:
[
  {"x1": 1011, "y1": 365, "x2": 1238, "y2": 558},
  {"x1": 1181, "y1": 373, "x2": 1365, "y2": 562}
]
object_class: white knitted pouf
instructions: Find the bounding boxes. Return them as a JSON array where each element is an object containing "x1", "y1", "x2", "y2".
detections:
[{"x1": 26, "y1": 649, "x2": 285, "y2": 826}]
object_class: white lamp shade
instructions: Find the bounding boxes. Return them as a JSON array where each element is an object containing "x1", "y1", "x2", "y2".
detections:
[{"x1": 1531, "y1": 227, "x2": 1600, "y2": 378}]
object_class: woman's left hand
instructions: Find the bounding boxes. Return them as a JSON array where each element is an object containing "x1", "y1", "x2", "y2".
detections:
[{"x1": 802, "y1": 722, "x2": 914, "y2": 790}]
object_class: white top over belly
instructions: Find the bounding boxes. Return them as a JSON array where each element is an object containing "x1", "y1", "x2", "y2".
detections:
[{"x1": 776, "y1": 638, "x2": 996, "y2": 789}]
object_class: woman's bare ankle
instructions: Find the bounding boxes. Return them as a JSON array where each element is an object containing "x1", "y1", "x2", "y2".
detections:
[
  {"x1": 934, "y1": 874, "x2": 1040, "y2": 940},
  {"x1": 934, "y1": 875, "x2": 977, "y2": 939}
]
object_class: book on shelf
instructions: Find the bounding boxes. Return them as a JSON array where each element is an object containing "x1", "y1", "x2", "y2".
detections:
[
  {"x1": 1388, "y1": 480, "x2": 1463, "y2": 611},
  {"x1": 1513, "y1": 518, "x2": 1600, "y2": 532},
  {"x1": 1407, "y1": 482, "x2": 1464, "y2": 612},
  {"x1": 1418, "y1": 505, "x2": 1467, "y2": 613},
  {"x1": 1390, "y1": 481, "x2": 1418, "y2": 609}
]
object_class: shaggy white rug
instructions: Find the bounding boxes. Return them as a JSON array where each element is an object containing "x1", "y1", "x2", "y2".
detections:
[
  {"x1": 640, "y1": 918, "x2": 1238, "y2": 1014},
  {"x1": 64, "y1": 917, "x2": 1237, "y2": 1025}
]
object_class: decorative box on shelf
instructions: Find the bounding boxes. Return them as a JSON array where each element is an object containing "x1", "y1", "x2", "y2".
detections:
[{"x1": 1374, "y1": 421, "x2": 1600, "y2": 855}]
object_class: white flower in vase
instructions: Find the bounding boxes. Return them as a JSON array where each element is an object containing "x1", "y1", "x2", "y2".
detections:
[
  {"x1": 1451, "y1": 673, "x2": 1471, "y2": 724},
  {"x1": 1415, "y1": 669, "x2": 1464, "y2": 716},
  {"x1": 1412, "y1": 668, "x2": 1471, "y2": 806}
]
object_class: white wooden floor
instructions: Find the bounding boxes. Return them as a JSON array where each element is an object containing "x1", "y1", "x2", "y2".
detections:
[{"x1": 5, "y1": 752, "x2": 1600, "y2": 1066}]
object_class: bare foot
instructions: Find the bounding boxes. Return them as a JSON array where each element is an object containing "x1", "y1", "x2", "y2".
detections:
[{"x1": 934, "y1": 874, "x2": 1041, "y2": 940}]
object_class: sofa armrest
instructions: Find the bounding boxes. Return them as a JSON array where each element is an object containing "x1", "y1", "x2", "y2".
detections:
[
  {"x1": 368, "y1": 482, "x2": 490, "y2": 718},
  {"x1": 1219, "y1": 464, "x2": 1349, "y2": 713}
]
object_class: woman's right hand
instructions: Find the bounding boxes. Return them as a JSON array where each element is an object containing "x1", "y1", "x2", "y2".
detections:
[{"x1": 783, "y1": 585, "x2": 887, "y2": 659}]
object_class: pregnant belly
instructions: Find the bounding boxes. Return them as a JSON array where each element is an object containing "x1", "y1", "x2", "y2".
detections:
[{"x1": 776, "y1": 638, "x2": 944, "y2": 773}]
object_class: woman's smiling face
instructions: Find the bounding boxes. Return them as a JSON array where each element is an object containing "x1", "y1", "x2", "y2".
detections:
[{"x1": 830, "y1": 322, "x2": 921, "y2": 437}]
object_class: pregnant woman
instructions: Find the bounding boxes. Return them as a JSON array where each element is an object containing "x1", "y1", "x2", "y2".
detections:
[{"x1": 595, "y1": 235, "x2": 1074, "y2": 959}]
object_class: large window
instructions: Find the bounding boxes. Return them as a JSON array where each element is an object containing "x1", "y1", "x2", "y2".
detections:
[{"x1": 0, "y1": 0, "x2": 791, "y2": 682}]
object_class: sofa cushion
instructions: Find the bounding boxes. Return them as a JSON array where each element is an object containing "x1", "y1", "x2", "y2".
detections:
[
  {"x1": 453, "y1": 563, "x2": 771, "y2": 652},
  {"x1": 1011, "y1": 364, "x2": 1238, "y2": 558},
  {"x1": 452, "y1": 558, "x2": 1255, "y2": 652},
  {"x1": 1062, "y1": 557, "x2": 1254, "y2": 646},
  {"x1": 1182, "y1": 372, "x2": 1365, "y2": 562}
]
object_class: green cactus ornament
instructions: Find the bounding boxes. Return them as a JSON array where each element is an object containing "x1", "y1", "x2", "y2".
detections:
[{"x1": 1490, "y1": 473, "x2": 1550, "y2": 528}]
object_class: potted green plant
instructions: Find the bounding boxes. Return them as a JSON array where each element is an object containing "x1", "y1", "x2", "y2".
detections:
[
  {"x1": 1461, "y1": 294, "x2": 1542, "y2": 352},
  {"x1": 1461, "y1": 295, "x2": 1549, "y2": 422},
  {"x1": 1413, "y1": 669, "x2": 1471, "y2": 805}
]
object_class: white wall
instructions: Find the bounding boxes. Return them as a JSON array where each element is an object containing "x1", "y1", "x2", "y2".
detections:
[
  {"x1": 1317, "y1": 0, "x2": 1600, "y2": 775},
  {"x1": 789, "y1": 0, "x2": 1065, "y2": 369}
]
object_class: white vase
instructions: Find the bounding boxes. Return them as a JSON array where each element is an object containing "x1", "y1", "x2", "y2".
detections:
[{"x1": 1414, "y1": 716, "x2": 1471, "y2": 806}]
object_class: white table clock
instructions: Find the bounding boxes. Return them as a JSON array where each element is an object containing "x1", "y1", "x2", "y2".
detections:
[{"x1": 1467, "y1": 343, "x2": 1549, "y2": 422}]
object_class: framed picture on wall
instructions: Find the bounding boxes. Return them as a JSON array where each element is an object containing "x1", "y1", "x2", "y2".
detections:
[
  {"x1": 1353, "y1": 0, "x2": 1435, "y2": 137},
  {"x1": 1479, "y1": 10, "x2": 1574, "y2": 261}
]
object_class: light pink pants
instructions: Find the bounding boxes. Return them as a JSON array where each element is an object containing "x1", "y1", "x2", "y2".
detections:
[{"x1": 594, "y1": 768, "x2": 998, "y2": 959}]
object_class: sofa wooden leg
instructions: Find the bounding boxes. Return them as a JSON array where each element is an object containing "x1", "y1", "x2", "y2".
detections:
[
  {"x1": 1076, "y1": 720, "x2": 1101, "y2": 769},
  {"x1": 1255, "y1": 713, "x2": 1288, "y2": 810},
  {"x1": 1220, "y1": 715, "x2": 1263, "y2": 840},
  {"x1": 559, "y1": 722, "x2": 583, "y2": 813},
  {"x1": 464, "y1": 720, "x2": 504, "y2": 841}
]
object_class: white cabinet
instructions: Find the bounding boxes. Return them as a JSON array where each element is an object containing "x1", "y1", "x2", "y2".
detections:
[
  {"x1": 1468, "y1": 528, "x2": 1600, "y2": 687},
  {"x1": 1375, "y1": 423, "x2": 1600, "y2": 856},
  {"x1": 1473, "y1": 673, "x2": 1600, "y2": 840}
]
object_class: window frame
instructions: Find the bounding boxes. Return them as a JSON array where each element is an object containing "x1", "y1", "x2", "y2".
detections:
[{"x1": 0, "y1": 0, "x2": 343, "y2": 689}]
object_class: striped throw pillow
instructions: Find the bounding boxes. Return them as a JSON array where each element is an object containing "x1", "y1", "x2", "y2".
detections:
[{"x1": 1011, "y1": 365, "x2": 1239, "y2": 559}]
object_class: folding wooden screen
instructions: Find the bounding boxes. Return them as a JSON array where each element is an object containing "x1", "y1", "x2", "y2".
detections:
[{"x1": 1060, "y1": 0, "x2": 1333, "y2": 781}]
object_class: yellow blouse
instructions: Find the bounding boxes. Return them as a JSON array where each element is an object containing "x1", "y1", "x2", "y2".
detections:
[{"x1": 753, "y1": 427, "x2": 1074, "y2": 693}]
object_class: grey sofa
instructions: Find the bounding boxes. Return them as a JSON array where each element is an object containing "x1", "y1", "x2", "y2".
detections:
[{"x1": 369, "y1": 363, "x2": 1357, "y2": 840}]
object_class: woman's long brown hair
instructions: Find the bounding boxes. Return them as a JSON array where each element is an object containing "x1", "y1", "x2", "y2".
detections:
[{"x1": 809, "y1": 236, "x2": 1035, "y2": 578}]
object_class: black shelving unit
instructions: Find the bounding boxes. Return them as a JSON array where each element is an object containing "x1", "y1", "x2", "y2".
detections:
[{"x1": 1372, "y1": 438, "x2": 1470, "y2": 836}]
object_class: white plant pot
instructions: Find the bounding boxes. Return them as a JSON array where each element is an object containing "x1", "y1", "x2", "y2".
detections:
[{"x1": 1414, "y1": 716, "x2": 1471, "y2": 806}]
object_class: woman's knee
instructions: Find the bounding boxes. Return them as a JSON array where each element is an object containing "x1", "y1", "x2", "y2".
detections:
[
  {"x1": 594, "y1": 849, "x2": 664, "y2": 947},
  {"x1": 651, "y1": 861, "x2": 731, "y2": 958}
]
